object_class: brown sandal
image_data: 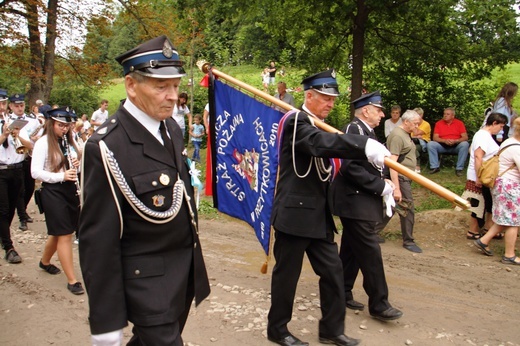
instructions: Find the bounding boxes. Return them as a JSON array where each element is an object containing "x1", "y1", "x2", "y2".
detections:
[{"x1": 466, "y1": 231, "x2": 481, "y2": 240}]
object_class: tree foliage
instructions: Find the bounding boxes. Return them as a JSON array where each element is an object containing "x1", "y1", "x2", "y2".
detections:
[{"x1": 0, "y1": 0, "x2": 107, "y2": 105}]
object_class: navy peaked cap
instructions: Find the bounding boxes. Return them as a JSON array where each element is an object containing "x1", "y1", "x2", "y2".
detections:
[
  {"x1": 9, "y1": 93, "x2": 25, "y2": 103},
  {"x1": 302, "y1": 69, "x2": 339, "y2": 96},
  {"x1": 115, "y1": 35, "x2": 185, "y2": 78},
  {"x1": 44, "y1": 106, "x2": 76, "y2": 123},
  {"x1": 351, "y1": 90, "x2": 384, "y2": 109},
  {"x1": 0, "y1": 89, "x2": 8, "y2": 101}
]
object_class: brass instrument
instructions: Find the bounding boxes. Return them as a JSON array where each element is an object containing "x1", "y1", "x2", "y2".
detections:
[
  {"x1": 27, "y1": 122, "x2": 44, "y2": 157},
  {"x1": 31, "y1": 123, "x2": 44, "y2": 137},
  {"x1": 14, "y1": 136, "x2": 29, "y2": 154},
  {"x1": 63, "y1": 134, "x2": 81, "y2": 196}
]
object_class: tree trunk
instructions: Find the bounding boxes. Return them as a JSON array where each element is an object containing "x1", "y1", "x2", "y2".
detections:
[
  {"x1": 350, "y1": 0, "x2": 370, "y2": 118},
  {"x1": 43, "y1": 0, "x2": 58, "y2": 103},
  {"x1": 24, "y1": 0, "x2": 44, "y2": 106},
  {"x1": 24, "y1": 0, "x2": 58, "y2": 106}
]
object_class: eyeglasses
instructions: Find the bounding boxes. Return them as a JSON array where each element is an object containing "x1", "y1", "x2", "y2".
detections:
[{"x1": 55, "y1": 122, "x2": 70, "y2": 128}]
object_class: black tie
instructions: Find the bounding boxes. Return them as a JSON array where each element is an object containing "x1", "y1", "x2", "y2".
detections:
[
  {"x1": 2, "y1": 120, "x2": 7, "y2": 148},
  {"x1": 159, "y1": 121, "x2": 175, "y2": 158}
]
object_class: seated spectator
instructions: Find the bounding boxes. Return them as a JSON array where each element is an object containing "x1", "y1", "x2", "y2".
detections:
[
  {"x1": 411, "y1": 107, "x2": 431, "y2": 173},
  {"x1": 427, "y1": 107, "x2": 469, "y2": 176},
  {"x1": 273, "y1": 81, "x2": 295, "y2": 111},
  {"x1": 384, "y1": 105, "x2": 402, "y2": 138}
]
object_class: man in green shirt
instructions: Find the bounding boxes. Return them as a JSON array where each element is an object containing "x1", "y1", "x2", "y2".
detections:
[{"x1": 376, "y1": 110, "x2": 423, "y2": 253}]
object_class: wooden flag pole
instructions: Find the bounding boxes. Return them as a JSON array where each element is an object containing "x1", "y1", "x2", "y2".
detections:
[{"x1": 197, "y1": 60, "x2": 470, "y2": 210}]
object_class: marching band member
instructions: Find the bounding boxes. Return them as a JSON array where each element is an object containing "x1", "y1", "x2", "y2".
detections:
[
  {"x1": 31, "y1": 106, "x2": 84, "y2": 295},
  {"x1": 0, "y1": 89, "x2": 28, "y2": 264},
  {"x1": 9, "y1": 94, "x2": 39, "y2": 231}
]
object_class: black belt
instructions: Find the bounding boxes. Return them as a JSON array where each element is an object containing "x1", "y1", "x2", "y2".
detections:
[{"x1": 0, "y1": 163, "x2": 24, "y2": 170}]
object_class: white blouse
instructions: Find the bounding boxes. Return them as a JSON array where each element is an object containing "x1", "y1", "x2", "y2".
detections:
[{"x1": 31, "y1": 135, "x2": 68, "y2": 183}]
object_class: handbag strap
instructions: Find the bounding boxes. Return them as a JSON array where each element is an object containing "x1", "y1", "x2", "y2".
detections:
[{"x1": 497, "y1": 143, "x2": 520, "y2": 176}]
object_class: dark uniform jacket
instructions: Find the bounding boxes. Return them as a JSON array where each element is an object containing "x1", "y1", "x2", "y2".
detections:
[
  {"x1": 270, "y1": 110, "x2": 368, "y2": 238},
  {"x1": 331, "y1": 118, "x2": 386, "y2": 222},
  {"x1": 79, "y1": 105, "x2": 210, "y2": 335}
]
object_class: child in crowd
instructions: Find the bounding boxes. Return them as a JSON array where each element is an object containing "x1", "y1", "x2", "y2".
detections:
[{"x1": 190, "y1": 114, "x2": 204, "y2": 162}]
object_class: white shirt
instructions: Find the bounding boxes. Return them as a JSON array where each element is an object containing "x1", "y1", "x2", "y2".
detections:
[
  {"x1": 498, "y1": 137, "x2": 520, "y2": 182},
  {"x1": 10, "y1": 113, "x2": 40, "y2": 143},
  {"x1": 384, "y1": 118, "x2": 402, "y2": 137},
  {"x1": 0, "y1": 118, "x2": 30, "y2": 164},
  {"x1": 468, "y1": 129, "x2": 499, "y2": 181},
  {"x1": 123, "y1": 99, "x2": 165, "y2": 144},
  {"x1": 31, "y1": 135, "x2": 67, "y2": 183},
  {"x1": 172, "y1": 104, "x2": 190, "y2": 130},
  {"x1": 91, "y1": 108, "x2": 109, "y2": 130}
]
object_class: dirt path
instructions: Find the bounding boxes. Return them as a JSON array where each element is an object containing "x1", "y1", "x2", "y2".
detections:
[{"x1": 1, "y1": 202, "x2": 519, "y2": 346}]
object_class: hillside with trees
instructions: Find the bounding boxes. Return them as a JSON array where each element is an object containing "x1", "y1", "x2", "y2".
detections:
[{"x1": 1, "y1": 0, "x2": 519, "y2": 133}]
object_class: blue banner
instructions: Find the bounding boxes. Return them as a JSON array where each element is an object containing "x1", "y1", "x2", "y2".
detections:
[{"x1": 213, "y1": 80, "x2": 282, "y2": 255}]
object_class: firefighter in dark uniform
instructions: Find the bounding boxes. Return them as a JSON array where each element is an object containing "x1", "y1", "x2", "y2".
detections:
[
  {"x1": 78, "y1": 35, "x2": 210, "y2": 346},
  {"x1": 331, "y1": 91, "x2": 403, "y2": 322},
  {"x1": 267, "y1": 70, "x2": 390, "y2": 346}
]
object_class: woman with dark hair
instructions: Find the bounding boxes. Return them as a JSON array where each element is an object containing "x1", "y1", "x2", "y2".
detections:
[
  {"x1": 491, "y1": 82, "x2": 518, "y2": 142},
  {"x1": 475, "y1": 117, "x2": 520, "y2": 265},
  {"x1": 463, "y1": 112, "x2": 508, "y2": 240},
  {"x1": 31, "y1": 107, "x2": 84, "y2": 294},
  {"x1": 172, "y1": 92, "x2": 191, "y2": 138}
]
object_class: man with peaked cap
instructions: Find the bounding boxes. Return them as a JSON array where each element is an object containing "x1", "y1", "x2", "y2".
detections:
[
  {"x1": 330, "y1": 91, "x2": 403, "y2": 322},
  {"x1": 0, "y1": 89, "x2": 9, "y2": 120},
  {"x1": 0, "y1": 92, "x2": 31, "y2": 264},
  {"x1": 267, "y1": 70, "x2": 390, "y2": 346},
  {"x1": 8, "y1": 94, "x2": 39, "y2": 231},
  {"x1": 78, "y1": 35, "x2": 210, "y2": 345}
]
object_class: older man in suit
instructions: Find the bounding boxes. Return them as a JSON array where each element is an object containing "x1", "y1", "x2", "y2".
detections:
[
  {"x1": 331, "y1": 91, "x2": 403, "y2": 322},
  {"x1": 267, "y1": 70, "x2": 391, "y2": 346},
  {"x1": 79, "y1": 36, "x2": 210, "y2": 346}
]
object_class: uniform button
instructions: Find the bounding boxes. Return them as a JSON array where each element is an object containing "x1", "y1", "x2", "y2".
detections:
[
  {"x1": 194, "y1": 242, "x2": 197, "y2": 248},
  {"x1": 111, "y1": 119, "x2": 116, "y2": 123},
  {"x1": 152, "y1": 181, "x2": 158, "y2": 186},
  {"x1": 134, "y1": 269, "x2": 140, "y2": 275},
  {"x1": 299, "y1": 202, "x2": 303, "y2": 205}
]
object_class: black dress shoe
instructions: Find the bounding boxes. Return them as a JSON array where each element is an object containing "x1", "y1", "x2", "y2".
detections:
[
  {"x1": 268, "y1": 334, "x2": 309, "y2": 346},
  {"x1": 26, "y1": 217, "x2": 34, "y2": 223},
  {"x1": 429, "y1": 167, "x2": 440, "y2": 174},
  {"x1": 18, "y1": 220, "x2": 28, "y2": 231},
  {"x1": 319, "y1": 334, "x2": 360, "y2": 346},
  {"x1": 346, "y1": 299, "x2": 365, "y2": 311},
  {"x1": 370, "y1": 307, "x2": 403, "y2": 321}
]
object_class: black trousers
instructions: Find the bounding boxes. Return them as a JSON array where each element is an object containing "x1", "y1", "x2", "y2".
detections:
[
  {"x1": 0, "y1": 167, "x2": 23, "y2": 250},
  {"x1": 268, "y1": 230, "x2": 345, "y2": 339},
  {"x1": 16, "y1": 157, "x2": 34, "y2": 220},
  {"x1": 339, "y1": 217, "x2": 391, "y2": 315},
  {"x1": 126, "y1": 264, "x2": 195, "y2": 346}
]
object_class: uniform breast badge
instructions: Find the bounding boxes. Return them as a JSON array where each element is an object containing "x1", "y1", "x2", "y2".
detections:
[
  {"x1": 152, "y1": 194, "x2": 165, "y2": 207},
  {"x1": 159, "y1": 173, "x2": 170, "y2": 186}
]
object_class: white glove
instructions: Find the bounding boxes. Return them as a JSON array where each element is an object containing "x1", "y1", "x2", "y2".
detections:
[
  {"x1": 365, "y1": 138, "x2": 390, "y2": 168},
  {"x1": 381, "y1": 181, "x2": 394, "y2": 197},
  {"x1": 91, "y1": 329, "x2": 123, "y2": 346},
  {"x1": 383, "y1": 193, "x2": 396, "y2": 217}
]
